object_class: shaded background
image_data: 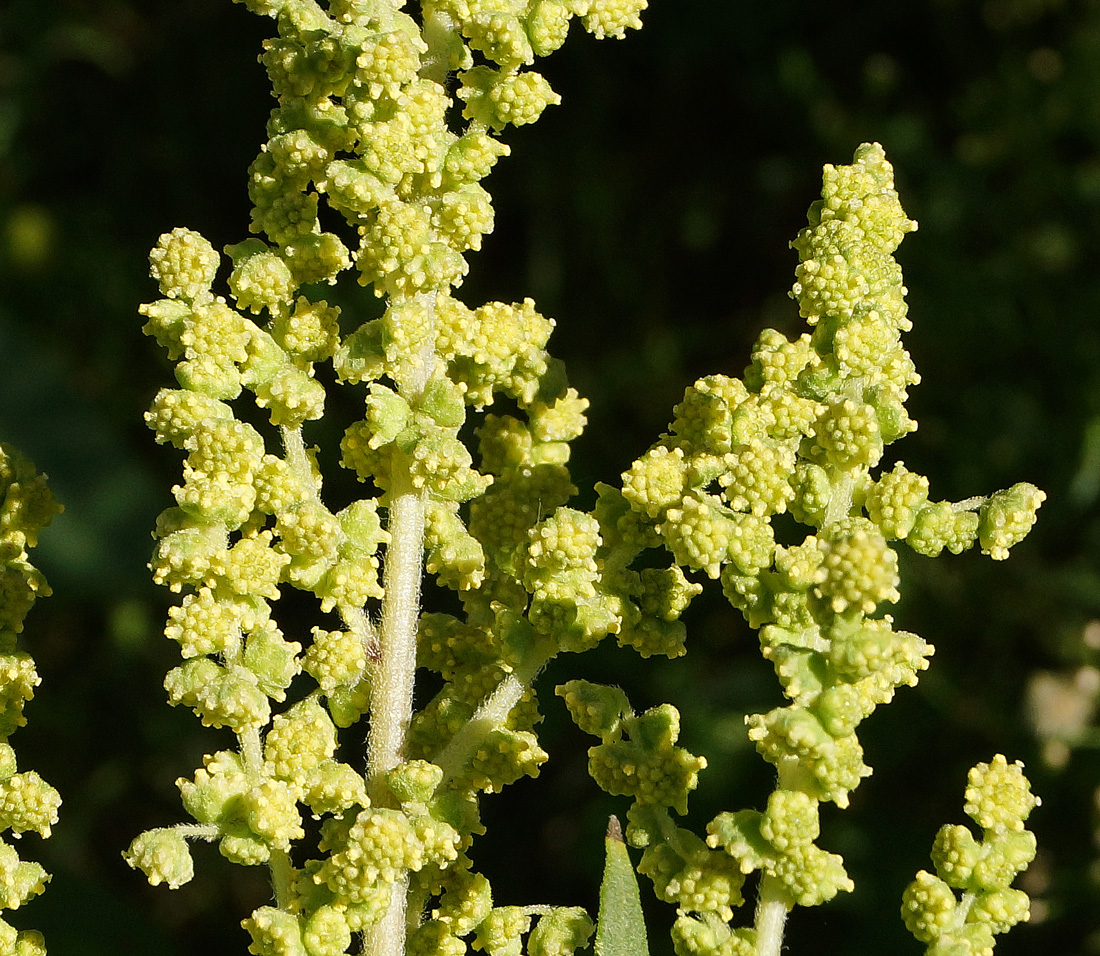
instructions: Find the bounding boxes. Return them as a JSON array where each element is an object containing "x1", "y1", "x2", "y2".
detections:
[{"x1": 1, "y1": 0, "x2": 1099, "y2": 952}]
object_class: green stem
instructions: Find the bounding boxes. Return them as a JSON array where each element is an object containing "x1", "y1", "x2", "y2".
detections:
[
  {"x1": 240, "y1": 725, "x2": 264, "y2": 772},
  {"x1": 754, "y1": 758, "x2": 802, "y2": 956},
  {"x1": 280, "y1": 424, "x2": 314, "y2": 495},
  {"x1": 753, "y1": 875, "x2": 790, "y2": 956},
  {"x1": 344, "y1": 604, "x2": 381, "y2": 668},
  {"x1": 367, "y1": 460, "x2": 427, "y2": 795},
  {"x1": 172, "y1": 823, "x2": 220, "y2": 841},
  {"x1": 368, "y1": 880, "x2": 411, "y2": 956},
  {"x1": 823, "y1": 472, "x2": 855, "y2": 528},
  {"x1": 433, "y1": 647, "x2": 552, "y2": 786},
  {"x1": 364, "y1": 293, "x2": 438, "y2": 956},
  {"x1": 238, "y1": 723, "x2": 297, "y2": 910},
  {"x1": 268, "y1": 848, "x2": 295, "y2": 911},
  {"x1": 420, "y1": 7, "x2": 458, "y2": 85}
]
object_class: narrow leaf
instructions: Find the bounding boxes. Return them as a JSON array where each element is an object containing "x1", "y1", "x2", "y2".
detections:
[{"x1": 595, "y1": 816, "x2": 650, "y2": 956}]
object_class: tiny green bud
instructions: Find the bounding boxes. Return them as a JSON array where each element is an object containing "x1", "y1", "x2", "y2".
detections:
[
  {"x1": 930, "y1": 824, "x2": 981, "y2": 888},
  {"x1": 302, "y1": 904, "x2": 352, "y2": 956},
  {"x1": 475, "y1": 907, "x2": 532, "y2": 956},
  {"x1": 759, "y1": 790, "x2": 820, "y2": 852},
  {"x1": 0, "y1": 771, "x2": 61, "y2": 838},
  {"x1": 529, "y1": 907, "x2": 594, "y2": 956},
  {"x1": 964, "y1": 754, "x2": 1040, "y2": 833},
  {"x1": 557, "y1": 680, "x2": 630, "y2": 740},
  {"x1": 242, "y1": 906, "x2": 308, "y2": 956},
  {"x1": 123, "y1": 828, "x2": 195, "y2": 889},
  {"x1": 978, "y1": 483, "x2": 1045, "y2": 561},
  {"x1": 901, "y1": 870, "x2": 956, "y2": 943},
  {"x1": 387, "y1": 760, "x2": 444, "y2": 805},
  {"x1": 226, "y1": 240, "x2": 297, "y2": 314},
  {"x1": 149, "y1": 227, "x2": 220, "y2": 302}
]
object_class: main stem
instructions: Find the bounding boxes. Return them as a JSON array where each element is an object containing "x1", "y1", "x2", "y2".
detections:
[
  {"x1": 367, "y1": 465, "x2": 427, "y2": 792},
  {"x1": 365, "y1": 453, "x2": 424, "y2": 956},
  {"x1": 365, "y1": 294, "x2": 437, "y2": 956}
]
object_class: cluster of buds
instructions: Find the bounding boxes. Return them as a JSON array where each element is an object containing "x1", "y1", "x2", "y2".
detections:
[
  {"x1": 123, "y1": 0, "x2": 1044, "y2": 952},
  {"x1": 0, "y1": 445, "x2": 63, "y2": 954},
  {"x1": 902, "y1": 756, "x2": 1039, "y2": 954},
  {"x1": 561, "y1": 145, "x2": 1043, "y2": 955},
  {"x1": 128, "y1": 1, "x2": 650, "y2": 955}
]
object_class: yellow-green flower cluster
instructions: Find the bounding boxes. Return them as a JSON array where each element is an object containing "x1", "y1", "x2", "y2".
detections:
[
  {"x1": 706, "y1": 789, "x2": 853, "y2": 912},
  {"x1": 471, "y1": 904, "x2": 593, "y2": 956},
  {"x1": 131, "y1": 0, "x2": 1041, "y2": 951},
  {"x1": 0, "y1": 445, "x2": 61, "y2": 953},
  {"x1": 558, "y1": 681, "x2": 706, "y2": 817},
  {"x1": 629, "y1": 804, "x2": 747, "y2": 923},
  {"x1": 902, "y1": 756, "x2": 1039, "y2": 954},
  {"x1": 556, "y1": 145, "x2": 1044, "y2": 955},
  {"x1": 133, "y1": 0, "x2": 648, "y2": 953},
  {"x1": 230, "y1": 0, "x2": 647, "y2": 298},
  {"x1": 557, "y1": 681, "x2": 758, "y2": 941}
]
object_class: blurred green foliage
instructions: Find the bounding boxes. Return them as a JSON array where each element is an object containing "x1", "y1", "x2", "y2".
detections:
[{"x1": 3, "y1": 0, "x2": 1100, "y2": 953}]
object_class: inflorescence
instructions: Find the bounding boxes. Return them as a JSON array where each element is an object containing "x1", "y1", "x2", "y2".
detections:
[{"x1": 123, "y1": 1, "x2": 1043, "y2": 954}]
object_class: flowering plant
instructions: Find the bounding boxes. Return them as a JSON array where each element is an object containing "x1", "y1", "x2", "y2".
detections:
[{"x1": 0, "y1": 2, "x2": 1049, "y2": 955}]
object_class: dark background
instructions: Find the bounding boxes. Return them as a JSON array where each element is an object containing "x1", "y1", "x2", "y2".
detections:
[{"x1": 1, "y1": 0, "x2": 1099, "y2": 953}]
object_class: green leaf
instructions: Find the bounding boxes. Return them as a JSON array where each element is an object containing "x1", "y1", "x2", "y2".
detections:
[{"x1": 596, "y1": 816, "x2": 650, "y2": 956}]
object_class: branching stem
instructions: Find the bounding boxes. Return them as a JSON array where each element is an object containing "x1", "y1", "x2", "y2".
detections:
[
  {"x1": 434, "y1": 648, "x2": 552, "y2": 786},
  {"x1": 824, "y1": 472, "x2": 856, "y2": 528}
]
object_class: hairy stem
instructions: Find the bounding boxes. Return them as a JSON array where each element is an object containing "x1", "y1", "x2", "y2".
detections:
[
  {"x1": 368, "y1": 462, "x2": 427, "y2": 793},
  {"x1": 434, "y1": 647, "x2": 552, "y2": 786},
  {"x1": 367, "y1": 879, "x2": 410, "y2": 956},
  {"x1": 753, "y1": 874, "x2": 790, "y2": 956},
  {"x1": 364, "y1": 295, "x2": 437, "y2": 956},
  {"x1": 269, "y1": 849, "x2": 295, "y2": 911},
  {"x1": 241, "y1": 723, "x2": 296, "y2": 910},
  {"x1": 753, "y1": 761, "x2": 802, "y2": 956},
  {"x1": 280, "y1": 424, "x2": 314, "y2": 496},
  {"x1": 367, "y1": 293, "x2": 437, "y2": 792},
  {"x1": 363, "y1": 465, "x2": 423, "y2": 956}
]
